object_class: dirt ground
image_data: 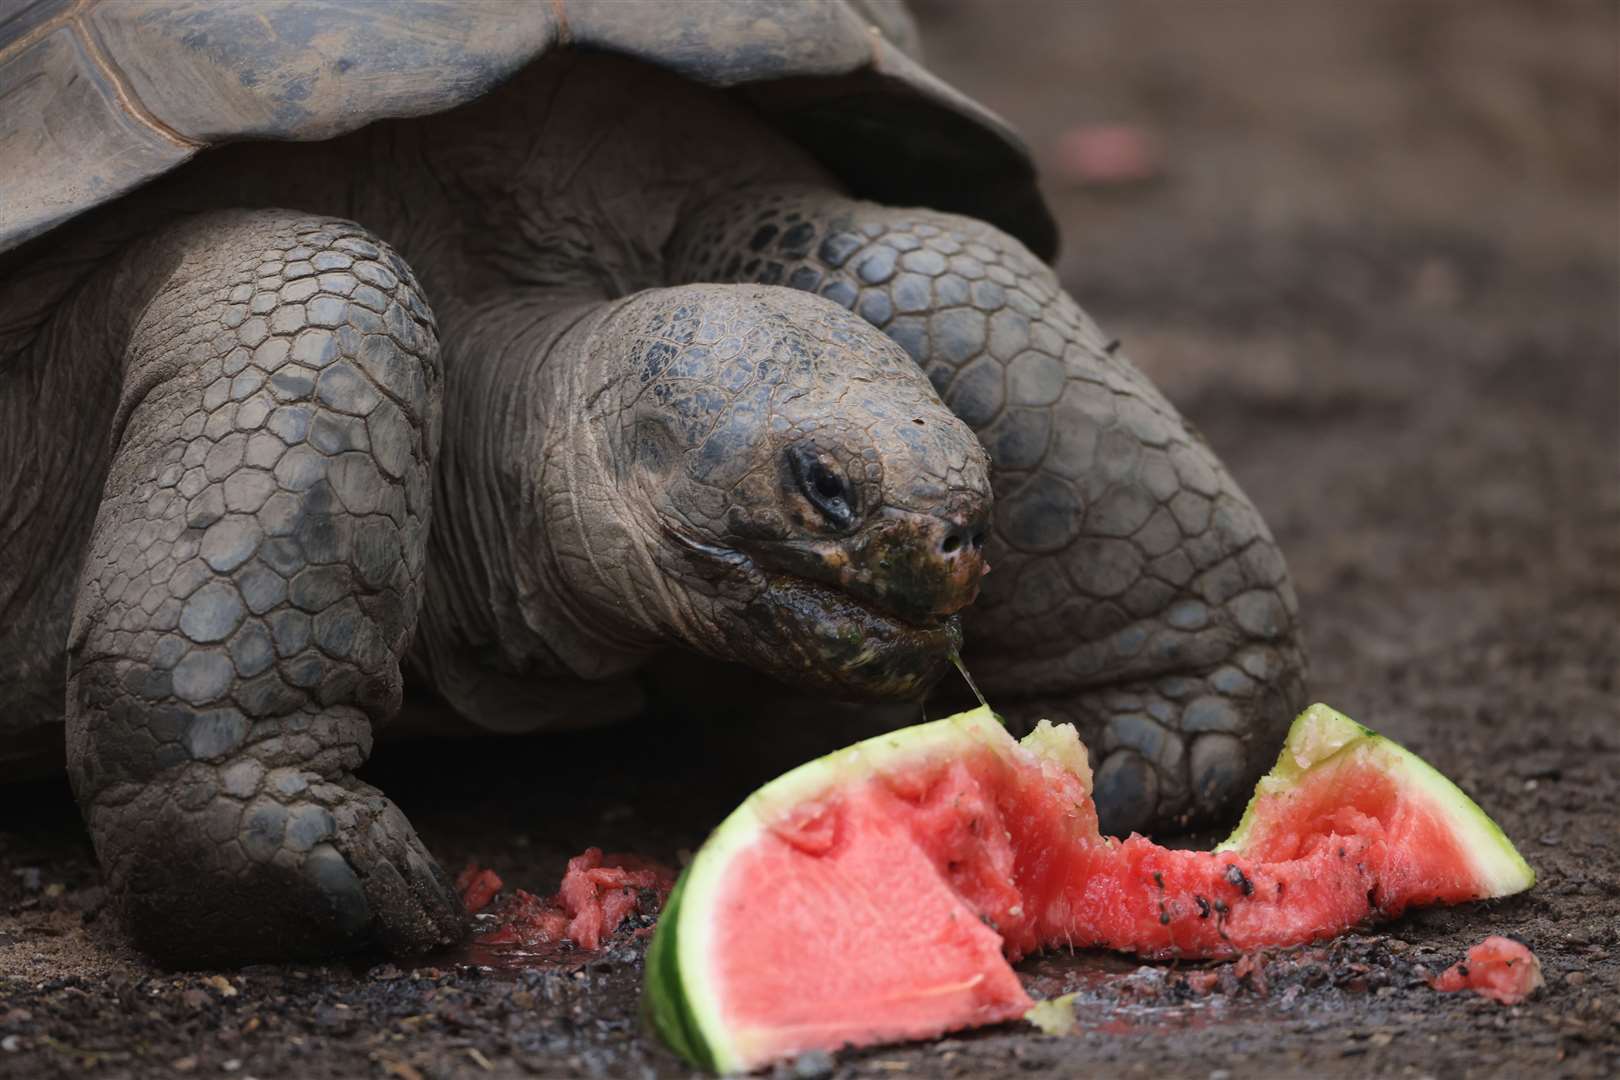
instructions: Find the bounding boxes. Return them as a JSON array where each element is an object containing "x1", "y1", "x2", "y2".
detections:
[{"x1": 3, "y1": 2, "x2": 1617, "y2": 1077}]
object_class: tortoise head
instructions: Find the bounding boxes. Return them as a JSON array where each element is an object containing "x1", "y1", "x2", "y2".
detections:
[{"x1": 587, "y1": 285, "x2": 992, "y2": 700}]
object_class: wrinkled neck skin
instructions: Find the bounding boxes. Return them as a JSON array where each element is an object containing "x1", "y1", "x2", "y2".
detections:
[
  {"x1": 410, "y1": 294, "x2": 655, "y2": 695},
  {"x1": 416, "y1": 292, "x2": 818, "y2": 686},
  {"x1": 531, "y1": 301, "x2": 732, "y2": 668}
]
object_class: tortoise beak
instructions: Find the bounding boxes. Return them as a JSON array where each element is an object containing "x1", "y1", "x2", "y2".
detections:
[{"x1": 847, "y1": 504, "x2": 991, "y2": 624}]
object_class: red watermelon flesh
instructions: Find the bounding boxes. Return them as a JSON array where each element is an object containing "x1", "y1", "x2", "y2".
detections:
[
  {"x1": 462, "y1": 849, "x2": 674, "y2": 953},
  {"x1": 1430, "y1": 935, "x2": 1543, "y2": 1004},
  {"x1": 645, "y1": 704, "x2": 1535, "y2": 1071}
]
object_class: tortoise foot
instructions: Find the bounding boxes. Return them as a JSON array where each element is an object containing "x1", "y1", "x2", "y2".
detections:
[
  {"x1": 95, "y1": 751, "x2": 464, "y2": 967},
  {"x1": 982, "y1": 642, "x2": 1307, "y2": 837}
]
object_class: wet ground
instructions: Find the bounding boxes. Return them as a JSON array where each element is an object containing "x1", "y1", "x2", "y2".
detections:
[{"x1": 3, "y1": 2, "x2": 1617, "y2": 1077}]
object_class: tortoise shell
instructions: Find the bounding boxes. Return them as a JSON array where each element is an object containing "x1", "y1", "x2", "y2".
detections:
[{"x1": 0, "y1": 0, "x2": 1055, "y2": 258}]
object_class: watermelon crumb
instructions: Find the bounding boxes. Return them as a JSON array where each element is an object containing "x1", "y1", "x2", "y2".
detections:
[
  {"x1": 1023, "y1": 993, "x2": 1077, "y2": 1036},
  {"x1": 1176, "y1": 953, "x2": 1271, "y2": 998},
  {"x1": 456, "y1": 864, "x2": 504, "y2": 914},
  {"x1": 1231, "y1": 951, "x2": 1270, "y2": 996},
  {"x1": 1430, "y1": 935, "x2": 1543, "y2": 1004},
  {"x1": 464, "y1": 849, "x2": 675, "y2": 952}
]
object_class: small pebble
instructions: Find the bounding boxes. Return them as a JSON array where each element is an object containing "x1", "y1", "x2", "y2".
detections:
[{"x1": 792, "y1": 1050, "x2": 835, "y2": 1079}]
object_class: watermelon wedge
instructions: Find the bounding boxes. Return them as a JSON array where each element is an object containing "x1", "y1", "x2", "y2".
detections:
[{"x1": 644, "y1": 703, "x2": 1534, "y2": 1072}]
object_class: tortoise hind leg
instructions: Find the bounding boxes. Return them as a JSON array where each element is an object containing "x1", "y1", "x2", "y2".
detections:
[
  {"x1": 674, "y1": 188, "x2": 1308, "y2": 836},
  {"x1": 65, "y1": 209, "x2": 462, "y2": 965}
]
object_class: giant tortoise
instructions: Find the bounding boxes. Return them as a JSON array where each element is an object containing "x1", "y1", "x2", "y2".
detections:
[{"x1": 0, "y1": 0, "x2": 1306, "y2": 965}]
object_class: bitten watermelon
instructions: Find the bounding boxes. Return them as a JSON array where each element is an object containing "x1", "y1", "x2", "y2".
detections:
[{"x1": 644, "y1": 704, "x2": 1534, "y2": 1072}]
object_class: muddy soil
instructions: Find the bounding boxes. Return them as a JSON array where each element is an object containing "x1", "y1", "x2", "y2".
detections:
[{"x1": 3, "y1": 2, "x2": 1616, "y2": 1077}]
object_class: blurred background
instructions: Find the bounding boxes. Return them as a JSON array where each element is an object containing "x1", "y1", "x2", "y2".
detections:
[{"x1": 916, "y1": 0, "x2": 1617, "y2": 755}]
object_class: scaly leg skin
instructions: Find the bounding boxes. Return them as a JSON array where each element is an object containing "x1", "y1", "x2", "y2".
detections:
[
  {"x1": 65, "y1": 210, "x2": 463, "y2": 965},
  {"x1": 675, "y1": 188, "x2": 1308, "y2": 835}
]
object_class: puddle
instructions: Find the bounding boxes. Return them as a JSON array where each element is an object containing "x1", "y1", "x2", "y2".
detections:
[
  {"x1": 449, "y1": 933, "x2": 587, "y2": 974},
  {"x1": 439, "y1": 912, "x2": 660, "y2": 977}
]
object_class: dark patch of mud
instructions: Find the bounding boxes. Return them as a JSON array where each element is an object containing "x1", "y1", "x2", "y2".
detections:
[{"x1": 4, "y1": 2, "x2": 1617, "y2": 1077}]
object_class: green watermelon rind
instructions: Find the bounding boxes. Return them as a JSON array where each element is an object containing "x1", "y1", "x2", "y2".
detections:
[
  {"x1": 643, "y1": 706, "x2": 1009, "y2": 1073},
  {"x1": 1216, "y1": 703, "x2": 1535, "y2": 898},
  {"x1": 642, "y1": 869, "x2": 713, "y2": 1068}
]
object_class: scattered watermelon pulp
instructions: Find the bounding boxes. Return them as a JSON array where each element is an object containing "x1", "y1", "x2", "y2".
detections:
[
  {"x1": 643, "y1": 704, "x2": 1534, "y2": 1072},
  {"x1": 461, "y1": 849, "x2": 674, "y2": 953},
  {"x1": 1430, "y1": 935, "x2": 1543, "y2": 1004}
]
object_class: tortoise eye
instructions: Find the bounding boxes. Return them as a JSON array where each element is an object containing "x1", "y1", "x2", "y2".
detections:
[
  {"x1": 788, "y1": 446, "x2": 857, "y2": 531},
  {"x1": 810, "y1": 463, "x2": 844, "y2": 501}
]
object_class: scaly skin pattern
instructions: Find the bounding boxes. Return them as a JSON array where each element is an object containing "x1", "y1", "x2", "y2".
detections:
[
  {"x1": 674, "y1": 189, "x2": 1308, "y2": 833},
  {"x1": 63, "y1": 210, "x2": 462, "y2": 964}
]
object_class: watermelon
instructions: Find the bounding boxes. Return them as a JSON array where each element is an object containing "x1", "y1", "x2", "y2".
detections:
[{"x1": 644, "y1": 703, "x2": 1534, "y2": 1071}]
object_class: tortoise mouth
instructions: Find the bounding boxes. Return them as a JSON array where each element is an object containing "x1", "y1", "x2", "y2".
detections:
[
  {"x1": 762, "y1": 568, "x2": 963, "y2": 639},
  {"x1": 661, "y1": 524, "x2": 961, "y2": 698},
  {"x1": 746, "y1": 568, "x2": 964, "y2": 700}
]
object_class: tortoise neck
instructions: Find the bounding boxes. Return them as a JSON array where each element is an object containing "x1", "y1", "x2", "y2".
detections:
[{"x1": 411, "y1": 294, "x2": 663, "y2": 700}]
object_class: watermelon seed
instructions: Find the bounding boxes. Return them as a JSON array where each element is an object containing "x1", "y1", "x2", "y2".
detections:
[
  {"x1": 1224, "y1": 864, "x2": 1254, "y2": 897},
  {"x1": 1194, "y1": 895, "x2": 1211, "y2": 919},
  {"x1": 1153, "y1": 871, "x2": 1165, "y2": 890}
]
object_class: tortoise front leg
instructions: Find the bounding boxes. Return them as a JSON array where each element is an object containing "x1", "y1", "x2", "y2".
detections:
[
  {"x1": 675, "y1": 188, "x2": 1307, "y2": 835},
  {"x1": 65, "y1": 210, "x2": 462, "y2": 965}
]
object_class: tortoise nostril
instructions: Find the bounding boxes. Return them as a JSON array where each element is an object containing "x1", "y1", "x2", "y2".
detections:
[{"x1": 940, "y1": 520, "x2": 985, "y2": 557}]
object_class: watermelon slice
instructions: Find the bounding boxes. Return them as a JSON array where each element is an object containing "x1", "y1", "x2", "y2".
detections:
[{"x1": 644, "y1": 703, "x2": 1534, "y2": 1071}]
